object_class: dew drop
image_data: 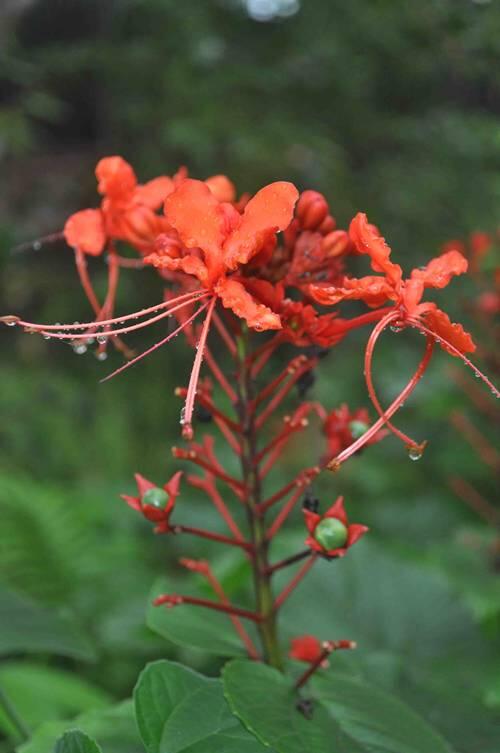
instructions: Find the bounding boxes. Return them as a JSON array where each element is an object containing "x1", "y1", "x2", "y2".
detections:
[
  {"x1": 407, "y1": 446, "x2": 423, "y2": 461},
  {"x1": 97, "y1": 335, "x2": 107, "y2": 344},
  {"x1": 33, "y1": 240, "x2": 42, "y2": 251},
  {"x1": 96, "y1": 351, "x2": 108, "y2": 361},
  {"x1": 179, "y1": 406, "x2": 186, "y2": 425},
  {"x1": 73, "y1": 343, "x2": 87, "y2": 355},
  {"x1": 43, "y1": 333, "x2": 51, "y2": 340}
]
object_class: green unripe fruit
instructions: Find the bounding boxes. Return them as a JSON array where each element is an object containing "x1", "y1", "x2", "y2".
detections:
[
  {"x1": 314, "y1": 517, "x2": 348, "y2": 551},
  {"x1": 348, "y1": 420, "x2": 369, "y2": 440},
  {"x1": 142, "y1": 487, "x2": 169, "y2": 509}
]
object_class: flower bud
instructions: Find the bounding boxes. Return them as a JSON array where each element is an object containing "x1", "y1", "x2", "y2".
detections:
[
  {"x1": 314, "y1": 517, "x2": 348, "y2": 551},
  {"x1": 142, "y1": 487, "x2": 169, "y2": 509},
  {"x1": 296, "y1": 191, "x2": 329, "y2": 230},
  {"x1": 321, "y1": 230, "x2": 350, "y2": 258}
]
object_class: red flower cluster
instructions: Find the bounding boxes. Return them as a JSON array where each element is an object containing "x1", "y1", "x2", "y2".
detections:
[{"x1": 4, "y1": 155, "x2": 498, "y2": 448}]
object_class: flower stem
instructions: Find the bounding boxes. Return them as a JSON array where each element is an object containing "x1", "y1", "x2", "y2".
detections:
[{"x1": 236, "y1": 331, "x2": 284, "y2": 669}]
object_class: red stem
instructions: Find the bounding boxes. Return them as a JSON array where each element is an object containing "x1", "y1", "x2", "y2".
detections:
[
  {"x1": 186, "y1": 475, "x2": 244, "y2": 541},
  {"x1": 255, "y1": 358, "x2": 318, "y2": 429},
  {"x1": 153, "y1": 593, "x2": 262, "y2": 622},
  {"x1": 266, "y1": 487, "x2": 304, "y2": 539},
  {"x1": 174, "y1": 524, "x2": 253, "y2": 551},
  {"x1": 274, "y1": 554, "x2": 318, "y2": 609},
  {"x1": 266, "y1": 549, "x2": 311, "y2": 574},
  {"x1": 294, "y1": 640, "x2": 356, "y2": 689}
]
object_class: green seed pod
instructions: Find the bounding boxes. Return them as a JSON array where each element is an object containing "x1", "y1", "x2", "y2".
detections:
[
  {"x1": 142, "y1": 487, "x2": 169, "y2": 509},
  {"x1": 348, "y1": 419, "x2": 369, "y2": 440},
  {"x1": 314, "y1": 517, "x2": 348, "y2": 551}
]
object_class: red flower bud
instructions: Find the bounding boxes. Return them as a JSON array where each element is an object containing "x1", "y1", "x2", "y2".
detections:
[{"x1": 296, "y1": 190, "x2": 329, "y2": 231}]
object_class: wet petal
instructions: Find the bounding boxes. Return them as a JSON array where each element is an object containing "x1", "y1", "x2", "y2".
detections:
[
  {"x1": 421, "y1": 306, "x2": 476, "y2": 355},
  {"x1": 215, "y1": 278, "x2": 282, "y2": 331},
  {"x1": 135, "y1": 176, "x2": 175, "y2": 209},
  {"x1": 205, "y1": 174, "x2": 236, "y2": 203},
  {"x1": 223, "y1": 181, "x2": 299, "y2": 270},
  {"x1": 309, "y1": 276, "x2": 395, "y2": 308},
  {"x1": 349, "y1": 213, "x2": 402, "y2": 288},
  {"x1": 95, "y1": 156, "x2": 137, "y2": 198},
  {"x1": 410, "y1": 250, "x2": 468, "y2": 289},
  {"x1": 64, "y1": 209, "x2": 106, "y2": 255},
  {"x1": 303, "y1": 508, "x2": 321, "y2": 536}
]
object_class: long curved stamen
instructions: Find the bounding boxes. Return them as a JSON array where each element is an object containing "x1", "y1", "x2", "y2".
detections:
[
  {"x1": 5, "y1": 290, "x2": 207, "y2": 333},
  {"x1": 329, "y1": 336, "x2": 435, "y2": 469},
  {"x1": 364, "y1": 310, "x2": 424, "y2": 450},
  {"x1": 74, "y1": 247, "x2": 101, "y2": 314},
  {"x1": 32, "y1": 295, "x2": 207, "y2": 341},
  {"x1": 181, "y1": 297, "x2": 217, "y2": 440},
  {"x1": 408, "y1": 317, "x2": 500, "y2": 399},
  {"x1": 100, "y1": 301, "x2": 210, "y2": 383}
]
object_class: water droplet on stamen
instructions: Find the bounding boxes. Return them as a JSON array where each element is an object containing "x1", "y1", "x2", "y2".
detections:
[
  {"x1": 408, "y1": 446, "x2": 423, "y2": 461},
  {"x1": 33, "y1": 240, "x2": 42, "y2": 251},
  {"x1": 97, "y1": 335, "x2": 107, "y2": 344},
  {"x1": 179, "y1": 407, "x2": 186, "y2": 425},
  {"x1": 43, "y1": 333, "x2": 51, "y2": 340},
  {"x1": 96, "y1": 351, "x2": 108, "y2": 361},
  {"x1": 73, "y1": 343, "x2": 87, "y2": 355}
]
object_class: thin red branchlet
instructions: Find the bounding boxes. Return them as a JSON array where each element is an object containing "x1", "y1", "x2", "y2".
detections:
[{"x1": 3, "y1": 156, "x2": 499, "y2": 690}]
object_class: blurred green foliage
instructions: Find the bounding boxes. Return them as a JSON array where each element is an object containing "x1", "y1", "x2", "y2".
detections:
[{"x1": 0, "y1": 1, "x2": 499, "y2": 751}]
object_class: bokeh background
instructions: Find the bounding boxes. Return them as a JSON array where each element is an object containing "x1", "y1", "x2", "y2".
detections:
[{"x1": 1, "y1": 1, "x2": 499, "y2": 751}]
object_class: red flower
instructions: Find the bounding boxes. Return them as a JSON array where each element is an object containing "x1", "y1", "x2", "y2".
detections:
[
  {"x1": 63, "y1": 156, "x2": 179, "y2": 256},
  {"x1": 289, "y1": 635, "x2": 327, "y2": 665},
  {"x1": 145, "y1": 177, "x2": 298, "y2": 331},
  {"x1": 310, "y1": 212, "x2": 475, "y2": 356},
  {"x1": 323, "y1": 403, "x2": 387, "y2": 458},
  {"x1": 303, "y1": 496, "x2": 368, "y2": 559},
  {"x1": 121, "y1": 471, "x2": 183, "y2": 533}
]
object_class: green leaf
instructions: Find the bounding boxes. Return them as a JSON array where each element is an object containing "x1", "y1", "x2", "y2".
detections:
[
  {"x1": 146, "y1": 578, "x2": 248, "y2": 656},
  {"x1": 223, "y1": 660, "x2": 363, "y2": 753},
  {"x1": 280, "y1": 541, "x2": 479, "y2": 666},
  {"x1": 0, "y1": 584, "x2": 95, "y2": 661},
  {"x1": 18, "y1": 701, "x2": 139, "y2": 753},
  {"x1": 54, "y1": 730, "x2": 102, "y2": 753},
  {"x1": 0, "y1": 662, "x2": 111, "y2": 740},
  {"x1": 134, "y1": 659, "x2": 270, "y2": 753},
  {"x1": 314, "y1": 671, "x2": 455, "y2": 753}
]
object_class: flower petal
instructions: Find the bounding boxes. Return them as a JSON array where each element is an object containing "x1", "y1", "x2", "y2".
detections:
[
  {"x1": 349, "y1": 213, "x2": 402, "y2": 288},
  {"x1": 410, "y1": 250, "x2": 468, "y2": 289},
  {"x1": 121, "y1": 494, "x2": 141, "y2": 512},
  {"x1": 95, "y1": 156, "x2": 137, "y2": 199},
  {"x1": 144, "y1": 251, "x2": 209, "y2": 287},
  {"x1": 164, "y1": 470, "x2": 183, "y2": 498},
  {"x1": 303, "y1": 508, "x2": 321, "y2": 536},
  {"x1": 324, "y1": 496, "x2": 348, "y2": 525},
  {"x1": 135, "y1": 176, "x2": 175, "y2": 209},
  {"x1": 64, "y1": 209, "x2": 106, "y2": 255},
  {"x1": 164, "y1": 179, "x2": 227, "y2": 281},
  {"x1": 134, "y1": 472, "x2": 156, "y2": 498},
  {"x1": 215, "y1": 278, "x2": 282, "y2": 331},
  {"x1": 346, "y1": 524, "x2": 369, "y2": 547},
  {"x1": 205, "y1": 174, "x2": 236, "y2": 203},
  {"x1": 421, "y1": 306, "x2": 476, "y2": 355},
  {"x1": 223, "y1": 181, "x2": 299, "y2": 270},
  {"x1": 309, "y1": 276, "x2": 395, "y2": 308}
]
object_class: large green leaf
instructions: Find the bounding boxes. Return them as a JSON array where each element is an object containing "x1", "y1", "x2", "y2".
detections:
[
  {"x1": 134, "y1": 660, "x2": 270, "y2": 753},
  {"x1": 223, "y1": 660, "x2": 364, "y2": 753},
  {"x1": 146, "y1": 578, "x2": 249, "y2": 656},
  {"x1": 279, "y1": 541, "x2": 479, "y2": 666},
  {"x1": 54, "y1": 730, "x2": 103, "y2": 753},
  {"x1": 313, "y1": 671, "x2": 454, "y2": 753},
  {"x1": 17, "y1": 702, "x2": 140, "y2": 753},
  {"x1": 0, "y1": 584, "x2": 95, "y2": 660},
  {"x1": 0, "y1": 662, "x2": 111, "y2": 741}
]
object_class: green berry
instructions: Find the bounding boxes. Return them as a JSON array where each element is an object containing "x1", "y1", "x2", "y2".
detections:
[
  {"x1": 142, "y1": 487, "x2": 169, "y2": 509},
  {"x1": 348, "y1": 419, "x2": 368, "y2": 440},
  {"x1": 314, "y1": 517, "x2": 348, "y2": 551}
]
